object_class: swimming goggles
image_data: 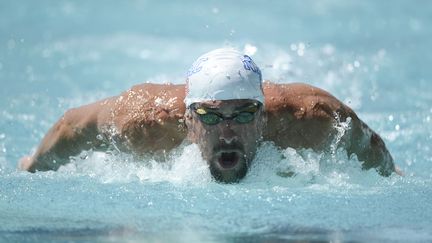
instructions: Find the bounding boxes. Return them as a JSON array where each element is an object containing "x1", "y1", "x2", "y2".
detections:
[{"x1": 191, "y1": 103, "x2": 261, "y2": 125}]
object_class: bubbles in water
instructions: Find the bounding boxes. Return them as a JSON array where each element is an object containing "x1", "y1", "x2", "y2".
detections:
[
  {"x1": 322, "y1": 44, "x2": 335, "y2": 55},
  {"x1": 298, "y1": 42, "x2": 306, "y2": 50},
  {"x1": 354, "y1": 60, "x2": 360, "y2": 68},
  {"x1": 290, "y1": 42, "x2": 306, "y2": 56},
  {"x1": 244, "y1": 44, "x2": 257, "y2": 56},
  {"x1": 377, "y1": 49, "x2": 386, "y2": 59}
]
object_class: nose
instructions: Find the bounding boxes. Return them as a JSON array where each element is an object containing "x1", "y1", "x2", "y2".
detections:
[{"x1": 219, "y1": 123, "x2": 238, "y2": 144}]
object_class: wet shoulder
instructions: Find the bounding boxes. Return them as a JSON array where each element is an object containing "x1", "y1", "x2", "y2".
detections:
[
  {"x1": 108, "y1": 83, "x2": 186, "y2": 123},
  {"x1": 263, "y1": 82, "x2": 348, "y2": 119}
]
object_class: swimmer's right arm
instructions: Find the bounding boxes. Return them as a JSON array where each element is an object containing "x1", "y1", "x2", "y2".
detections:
[
  {"x1": 19, "y1": 99, "x2": 111, "y2": 172},
  {"x1": 19, "y1": 83, "x2": 187, "y2": 172}
]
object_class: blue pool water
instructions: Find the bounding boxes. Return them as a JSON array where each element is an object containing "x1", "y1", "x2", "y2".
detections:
[{"x1": 1, "y1": 1, "x2": 431, "y2": 242}]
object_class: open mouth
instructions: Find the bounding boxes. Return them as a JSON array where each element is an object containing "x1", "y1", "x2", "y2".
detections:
[{"x1": 218, "y1": 151, "x2": 240, "y2": 169}]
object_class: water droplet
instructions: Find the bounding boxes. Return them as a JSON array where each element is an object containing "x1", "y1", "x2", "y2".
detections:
[
  {"x1": 405, "y1": 159, "x2": 412, "y2": 166},
  {"x1": 244, "y1": 44, "x2": 257, "y2": 56},
  {"x1": 388, "y1": 115, "x2": 394, "y2": 121},
  {"x1": 297, "y1": 49, "x2": 304, "y2": 57},
  {"x1": 377, "y1": 49, "x2": 386, "y2": 58},
  {"x1": 290, "y1": 44, "x2": 297, "y2": 51},
  {"x1": 96, "y1": 134, "x2": 103, "y2": 140},
  {"x1": 298, "y1": 42, "x2": 305, "y2": 50},
  {"x1": 354, "y1": 60, "x2": 360, "y2": 68},
  {"x1": 80, "y1": 152, "x2": 88, "y2": 160},
  {"x1": 395, "y1": 124, "x2": 400, "y2": 131},
  {"x1": 322, "y1": 44, "x2": 335, "y2": 55}
]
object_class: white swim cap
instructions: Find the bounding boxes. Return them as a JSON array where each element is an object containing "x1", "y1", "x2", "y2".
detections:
[{"x1": 185, "y1": 48, "x2": 264, "y2": 107}]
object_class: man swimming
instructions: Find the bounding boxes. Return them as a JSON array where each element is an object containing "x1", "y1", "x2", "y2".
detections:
[{"x1": 19, "y1": 48, "x2": 398, "y2": 183}]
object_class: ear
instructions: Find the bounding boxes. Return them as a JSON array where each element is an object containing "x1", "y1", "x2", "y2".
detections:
[
  {"x1": 185, "y1": 112, "x2": 192, "y2": 120},
  {"x1": 184, "y1": 109, "x2": 197, "y2": 143},
  {"x1": 257, "y1": 109, "x2": 267, "y2": 136},
  {"x1": 184, "y1": 109, "x2": 193, "y2": 128}
]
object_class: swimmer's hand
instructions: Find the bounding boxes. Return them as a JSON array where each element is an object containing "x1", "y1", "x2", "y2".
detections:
[
  {"x1": 395, "y1": 165, "x2": 404, "y2": 176},
  {"x1": 19, "y1": 156, "x2": 33, "y2": 171}
]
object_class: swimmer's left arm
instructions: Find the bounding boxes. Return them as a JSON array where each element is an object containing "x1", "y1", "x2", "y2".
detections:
[
  {"x1": 263, "y1": 82, "x2": 398, "y2": 176},
  {"x1": 345, "y1": 113, "x2": 399, "y2": 176},
  {"x1": 314, "y1": 91, "x2": 398, "y2": 176}
]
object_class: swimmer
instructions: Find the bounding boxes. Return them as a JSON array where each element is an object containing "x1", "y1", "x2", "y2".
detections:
[{"x1": 19, "y1": 48, "x2": 400, "y2": 182}]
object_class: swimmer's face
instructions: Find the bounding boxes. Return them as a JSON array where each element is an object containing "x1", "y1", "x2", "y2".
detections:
[{"x1": 186, "y1": 99, "x2": 265, "y2": 183}]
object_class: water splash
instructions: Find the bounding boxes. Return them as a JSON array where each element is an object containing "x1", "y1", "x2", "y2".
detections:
[
  {"x1": 57, "y1": 144, "x2": 212, "y2": 185},
  {"x1": 49, "y1": 140, "x2": 385, "y2": 191}
]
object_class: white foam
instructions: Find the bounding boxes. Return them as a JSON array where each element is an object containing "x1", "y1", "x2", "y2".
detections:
[
  {"x1": 57, "y1": 144, "x2": 212, "y2": 185},
  {"x1": 52, "y1": 138, "x2": 390, "y2": 191}
]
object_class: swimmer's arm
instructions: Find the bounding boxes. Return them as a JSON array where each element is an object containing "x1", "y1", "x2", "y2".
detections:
[
  {"x1": 19, "y1": 99, "x2": 111, "y2": 172},
  {"x1": 264, "y1": 82, "x2": 398, "y2": 176},
  {"x1": 19, "y1": 83, "x2": 187, "y2": 172},
  {"x1": 309, "y1": 91, "x2": 397, "y2": 176},
  {"x1": 346, "y1": 114, "x2": 399, "y2": 176},
  {"x1": 316, "y1": 93, "x2": 398, "y2": 176}
]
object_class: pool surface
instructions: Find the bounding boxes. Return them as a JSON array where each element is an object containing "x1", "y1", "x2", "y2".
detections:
[{"x1": 1, "y1": 1, "x2": 431, "y2": 242}]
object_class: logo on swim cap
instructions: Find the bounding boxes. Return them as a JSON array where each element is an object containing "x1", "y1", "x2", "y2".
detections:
[
  {"x1": 186, "y1": 57, "x2": 209, "y2": 77},
  {"x1": 242, "y1": 55, "x2": 262, "y2": 80},
  {"x1": 184, "y1": 48, "x2": 264, "y2": 107}
]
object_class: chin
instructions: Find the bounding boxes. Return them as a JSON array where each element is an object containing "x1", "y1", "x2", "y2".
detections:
[{"x1": 208, "y1": 150, "x2": 249, "y2": 183}]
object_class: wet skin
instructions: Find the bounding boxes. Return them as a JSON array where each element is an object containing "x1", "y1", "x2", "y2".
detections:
[
  {"x1": 19, "y1": 82, "x2": 398, "y2": 180},
  {"x1": 185, "y1": 100, "x2": 265, "y2": 183}
]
